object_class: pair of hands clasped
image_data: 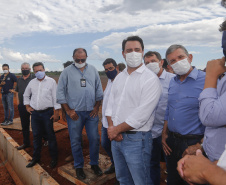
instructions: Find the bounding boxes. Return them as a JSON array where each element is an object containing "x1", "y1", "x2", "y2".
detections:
[
  {"x1": 26, "y1": 105, "x2": 60, "y2": 122},
  {"x1": 66, "y1": 106, "x2": 99, "y2": 121}
]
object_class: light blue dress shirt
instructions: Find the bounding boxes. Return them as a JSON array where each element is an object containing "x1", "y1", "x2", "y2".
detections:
[
  {"x1": 152, "y1": 70, "x2": 175, "y2": 138},
  {"x1": 165, "y1": 68, "x2": 206, "y2": 135},
  {"x1": 199, "y1": 72, "x2": 226, "y2": 161},
  {"x1": 57, "y1": 63, "x2": 103, "y2": 111}
]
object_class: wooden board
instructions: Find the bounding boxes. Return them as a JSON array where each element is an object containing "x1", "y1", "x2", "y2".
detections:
[
  {"x1": 58, "y1": 154, "x2": 115, "y2": 185},
  {"x1": 0, "y1": 118, "x2": 67, "y2": 132}
]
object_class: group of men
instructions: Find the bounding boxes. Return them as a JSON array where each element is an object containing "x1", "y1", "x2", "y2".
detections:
[{"x1": 1, "y1": 21, "x2": 226, "y2": 185}]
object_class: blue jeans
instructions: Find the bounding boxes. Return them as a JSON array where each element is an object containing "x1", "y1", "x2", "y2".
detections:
[
  {"x1": 18, "y1": 104, "x2": 31, "y2": 146},
  {"x1": 150, "y1": 136, "x2": 163, "y2": 185},
  {"x1": 101, "y1": 126, "x2": 114, "y2": 164},
  {"x1": 111, "y1": 131, "x2": 153, "y2": 185},
  {"x1": 2, "y1": 93, "x2": 14, "y2": 122},
  {"x1": 166, "y1": 133, "x2": 202, "y2": 185},
  {"x1": 66, "y1": 111, "x2": 100, "y2": 168},
  {"x1": 31, "y1": 109, "x2": 58, "y2": 160}
]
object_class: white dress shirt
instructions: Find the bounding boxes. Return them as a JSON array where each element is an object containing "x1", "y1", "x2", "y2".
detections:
[
  {"x1": 24, "y1": 76, "x2": 61, "y2": 110},
  {"x1": 102, "y1": 79, "x2": 113, "y2": 128},
  {"x1": 105, "y1": 64, "x2": 162, "y2": 132}
]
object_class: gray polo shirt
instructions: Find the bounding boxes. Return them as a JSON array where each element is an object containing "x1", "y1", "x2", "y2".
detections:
[{"x1": 15, "y1": 74, "x2": 35, "y2": 105}]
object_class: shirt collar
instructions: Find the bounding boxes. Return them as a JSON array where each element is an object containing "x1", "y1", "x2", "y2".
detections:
[
  {"x1": 124, "y1": 64, "x2": 145, "y2": 75},
  {"x1": 159, "y1": 69, "x2": 166, "y2": 79},
  {"x1": 175, "y1": 67, "x2": 198, "y2": 81}
]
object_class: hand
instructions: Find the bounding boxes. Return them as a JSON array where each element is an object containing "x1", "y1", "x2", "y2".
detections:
[
  {"x1": 107, "y1": 126, "x2": 119, "y2": 141},
  {"x1": 9, "y1": 89, "x2": 16, "y2": 93},
  {"x1": 177, "y1": 149, "x2": 212, "y2": 185},
  {"x1": 66, "y1": 109, "x2": 79, "y2": 121},
  {"x1": 206, "y1": 57, "x2": 226, "y2": 78},
  {"x1": 50, "y1": 113, "x2": 60, "y2": 122},
  {"x1": 113, "y1": 134, "x2": 123, "y2": 142},
  {"x1": 162, "y1": 131, "x2": 172, "y2": 156},
  {"x1": 0, "y1": 81, "x2": 6, "y2": 86},
  {"x1": 26, "y1": 106, "x2": 34, "y2": 114},
  {"x1": 89, "y1": 106, "x2": 99, "y2": 118},
  {"x1": 182, "y1": 143, "x2": 202, "y2": 157}
]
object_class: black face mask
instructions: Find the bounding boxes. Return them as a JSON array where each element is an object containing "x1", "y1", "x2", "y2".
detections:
[
  {"x1": 22, "y1": 69, "x2": 30, "y2": 76},
  {"x1": 106, "y1": 68, "x2": 117, "y2": 80}
]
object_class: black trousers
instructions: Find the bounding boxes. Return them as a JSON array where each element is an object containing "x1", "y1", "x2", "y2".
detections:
[{"x1": 18, "y1": 104, "x2": 31, "y2": 146}]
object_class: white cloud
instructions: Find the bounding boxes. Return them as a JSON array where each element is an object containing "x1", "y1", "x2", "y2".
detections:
[
  {"x1": 189, "y1": 51, "x2": 200, "y2": 54},
  {"x1": 0, "y1": 48, "x2": 60, "y2": 63},
  {"x1": 93, "y1": 17, "x2": 224, "y2": 51},
  {"x1": 0, "y1": 0, "x2": 225, "y2": 43},
  {"x1": 89, "y1": 45, "x2": 110, "y2": 60}
]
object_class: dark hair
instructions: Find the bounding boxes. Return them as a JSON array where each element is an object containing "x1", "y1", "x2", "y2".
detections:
[
  {"x1": 63, "y1": 61, "x2": 73, "y2": 68},
  {"x1": 162, "y1": 59, "x2": 168, "y2": 69},
  {"x1": 117, "y1": 63, "x2": 126, "y2": 72},
  {"x1": 122, "y1": 36, "x2": 144, "y2": 51},
  {"x1": 2, "y1": 64, "x2": 9, "y2": 68},
  {"x1": 165, "y1": 44, "x2": 189, "y2": 63},
  {"x1": 73, "y1": 48, "x2": 88, "y2": 57},
  {"x1": 32, "y1": 62, "x2": 45, "y2": 70},
  {"x1": 219, "y1": 20, "x2": 226, "y2": 32},
  {"x1": 102, "y1": 58, "x2": 117, "y2": 67},
  {"x1": 144, "y1": 51, "x2": 162, "y2": 61}
]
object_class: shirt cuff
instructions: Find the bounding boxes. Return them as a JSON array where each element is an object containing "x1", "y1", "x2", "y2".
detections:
[
  {"x1": 199, "y1": 88, "x2": 218, "y2": 101},
  {"x1": 57, "y1": 99, "x2": 67, "y2": 104},
  {"x1": 125, "y1": 117, "x2": 140, "y2": 130}
]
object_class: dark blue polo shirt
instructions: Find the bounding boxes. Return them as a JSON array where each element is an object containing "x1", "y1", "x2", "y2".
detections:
[{"x1": 0, "y1": 72, "x2": 17, "y2": 94}]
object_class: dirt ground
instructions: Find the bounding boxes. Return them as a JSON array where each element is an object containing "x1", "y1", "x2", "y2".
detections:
[{"x1": 0, "y1": 75, "x2": 167, "y2": 185}]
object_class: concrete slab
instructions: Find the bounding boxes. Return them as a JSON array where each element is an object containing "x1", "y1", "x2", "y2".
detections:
[
  {"x1": 0, "y1": 128, "x2": 59, "y2": 185},
  {"x1": 0, "y1": 118, "x2": 67, "y2": 132},
  {"x1": 58, "y1": 154, "x2": 115, "y2": 185}
]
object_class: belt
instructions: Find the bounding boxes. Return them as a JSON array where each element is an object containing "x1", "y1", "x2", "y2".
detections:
[
  {"x1": 124, "y1": 131, "x2": 137, "y2": 134},
  {"x1": 169, "y1": 131, "x2": 203, "y2": 140},
  {"x1": 34, "y1": 107, "x2": 53, "y2": 113}
]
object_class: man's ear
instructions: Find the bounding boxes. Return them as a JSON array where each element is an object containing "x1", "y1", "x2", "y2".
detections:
[
  {"x1": 188, "y1": 54, "x2": 193, "y2": 63},
  {"x1": 122, "y1": 51, "x2": 126, "y2": 60},
  {"x1": 167, "y1": 64, "x2": 174, "y2": 74},
  {"x1": 160, "y1": 59, "x2": 164, "y2": 67}
]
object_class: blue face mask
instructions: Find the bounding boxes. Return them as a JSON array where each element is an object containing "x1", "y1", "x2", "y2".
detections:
[
  {"x1": 222, "y1": 31, "x2": 226, "y2": 58},
  {"x1": 106, "y1": 68, "x2": 117, "y2": 80},
  {"x1": 35, "y1": 71, "x2": 45, "y2": 79}
]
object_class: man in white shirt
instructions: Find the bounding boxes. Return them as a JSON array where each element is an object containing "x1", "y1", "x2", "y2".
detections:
[
  {"x1": 144, "y1": 51, "x2": 175, "y2": 185},
  {"x1": 101, "y1": 58, "x2": 119, "y2": 175},
  {"x1": 106, "y1": 36, "x2": 162, "y2": 185},
  {"x1": 24, "y1": 62, "x2": 61, "y2": 168}
]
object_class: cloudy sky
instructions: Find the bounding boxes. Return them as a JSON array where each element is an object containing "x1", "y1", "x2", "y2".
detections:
[{"x1": 0, "y1": 0, "x2": 225, "y2": 73}]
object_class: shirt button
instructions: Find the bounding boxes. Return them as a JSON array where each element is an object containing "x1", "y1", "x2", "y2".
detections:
[{"x1": 173, "y1": 118, "x2": 175, "y2": 120}]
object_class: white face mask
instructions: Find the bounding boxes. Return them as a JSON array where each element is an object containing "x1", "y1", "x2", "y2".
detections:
[
  {"x1": 146, "y1": 62, "x2": 160, "y2": 75},
  {"x1": 3, "y1": 70, "x2": 9, "y2": 74},
  {"x1": 125, "y1": 51, "x2": 143, "y2": 68},
  {"x1": 74, "y1": 62, "x2": 86, "y2": 69},
  {"x1": 170, "y1": 58, "x2": 191, "y2": 75}
]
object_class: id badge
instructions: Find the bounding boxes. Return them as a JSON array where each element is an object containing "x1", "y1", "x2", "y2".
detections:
[{"x1": 80, "y1": 79, "x2": 86, "y2": 87}]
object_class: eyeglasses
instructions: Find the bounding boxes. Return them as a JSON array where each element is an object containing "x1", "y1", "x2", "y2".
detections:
[{"x1": 75, "y1": 59, "x2": 86, "y2": 63}]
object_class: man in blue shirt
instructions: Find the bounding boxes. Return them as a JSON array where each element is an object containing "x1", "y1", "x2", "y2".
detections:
[
  {"x1": 198, "y1": 20, "x2": 226, "y2": 162},
  {"x1": 0, "y1": 64, "x2": 17, "y2": 126},
  {"x1": 162, "y1": 45, "x2": 205, "y2": 185},
  {"x1": 144, "y1": 51, "x2": 175, "y2": 185},
  {"x1": 57, "y1": 48, "x2": 103, "y2": 180}
]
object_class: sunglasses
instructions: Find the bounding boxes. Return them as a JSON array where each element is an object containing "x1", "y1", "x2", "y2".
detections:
[{"x1": 75, "y1": 59, "x2": 86, "y2": 63}]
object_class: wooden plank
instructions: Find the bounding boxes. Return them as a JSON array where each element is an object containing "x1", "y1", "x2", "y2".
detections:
[
  {"x1": 0, "y1": 118, "x2": 67, "y2": 132},
  {"x1": 58, "y1": 154, "x2": 115, "y2": 185}
]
